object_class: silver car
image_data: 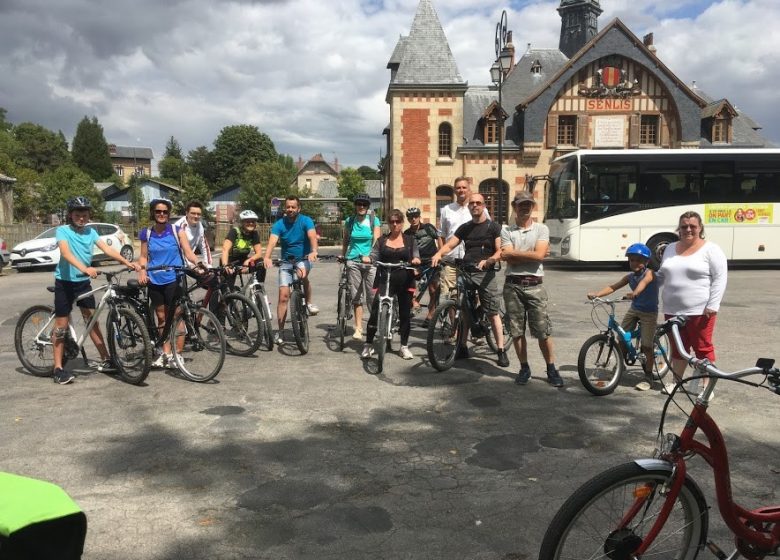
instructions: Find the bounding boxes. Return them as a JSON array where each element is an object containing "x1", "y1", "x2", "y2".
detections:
[{"x1": 10, "y1": 223, "x2": 134, "y2": 272}]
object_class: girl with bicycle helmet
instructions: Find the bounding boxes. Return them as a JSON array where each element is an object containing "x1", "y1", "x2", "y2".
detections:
[
  {"x1": 138, "y1": 197, "x2": 203, "y2": 368},
  {"x1": 586, "y1": 242, "x2": 659, "y2": 390},
  {"x1": 221, "y1": 208, "x2": 263, "y2": 276},
  {"x1": 51, "y1": 197, "x2": 140, "y2": 384},
  {"x1": 342, "y1": 193, "x2": 381, "y2": 340}
]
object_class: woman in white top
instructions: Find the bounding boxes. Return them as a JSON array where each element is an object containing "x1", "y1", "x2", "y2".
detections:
[
  {"x1": 658, "y1": 210, "x2": 728, "y2": 392},
  {"x1": 174, "y1": 201, "x2": 213, "y2": 267}
]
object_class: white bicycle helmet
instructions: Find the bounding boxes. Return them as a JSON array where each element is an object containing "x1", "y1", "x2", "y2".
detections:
[{"x1": 239, "y1": 209, "x2": 259, "y2": 221}]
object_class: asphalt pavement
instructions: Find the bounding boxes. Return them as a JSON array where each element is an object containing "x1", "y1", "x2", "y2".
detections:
[{"x1": 1, "y1": 258, "x2": 779, "y2": 559}]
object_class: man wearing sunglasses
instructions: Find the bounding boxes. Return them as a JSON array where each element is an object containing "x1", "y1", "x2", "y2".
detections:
[{"x1": 431, "y1": 193, "x2": 508, "y2": 367}]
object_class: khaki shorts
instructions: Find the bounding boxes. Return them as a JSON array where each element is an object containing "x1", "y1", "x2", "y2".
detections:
[
  {"x1": 460, "y1": 269, "x2": 500, "y2": 315},
  {"x1": 346, "y1": 260, "x2": 376, "y2": 307},
  {"x1": 440, "y1": 263, "x2": 458, "y2": 296},
  {"x1": 503, "y1": 283, "x2": 552, "y2": 339},
  {"x1": 621, "y1": 308, "x2": 658, "y2": 348}
]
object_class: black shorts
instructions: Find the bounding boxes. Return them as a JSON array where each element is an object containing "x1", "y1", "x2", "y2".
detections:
[
  {"x1": 147, "y1": 281, "x2": 181, "y2": 309},
  {"x1": 54, "y1": 279, "x2": 95, "y2": 318}
]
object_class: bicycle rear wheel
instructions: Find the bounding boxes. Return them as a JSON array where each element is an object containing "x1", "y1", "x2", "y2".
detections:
[
  {"x1": 485, "y1": 308, "x2": 512, "y2": 353},
  {"x1": 106, "y1": 306, "x2": 152, "y2": 385},
  {"x1": 171, "y1": 306, "x2": 225, "y2": 382},
  {"x1": 222, "y1": 292, "x2": 263, "y2": 356},
  {"x1": 336, "y1": 283, "x2": 348, "y2": 351},
  {"x1": 15, "y1": 305, "x2": 57, "y2": 376},
  {"x1": 538, "y1": 462, "x2": 708, "y2": 560},
  {"x1": 251, "y1": 287, "x2": 274, "y2": 351},
  {"x1": 375, "y1": 302, "x2": 390, "y2": 373},
  {"x1": 578, "y1": 333, "x2": 625, "y2": 396},
  {"x1": 290, "y1": 289, "x2": 309, "y2": 354},
  {"x1": 427, "y1": 300, "x2": 461, "y2": 372}
]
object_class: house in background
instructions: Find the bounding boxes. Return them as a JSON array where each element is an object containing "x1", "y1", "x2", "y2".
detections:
[
  {"x1": 109, "y1": 145, "x2": 153, "y2": 184},
  {"x1": 292, "y1": 154, "x2": 340, "y2": 193},
  {"x1": 210, "y1": 185, "x2": 240, "y2": 223},
  {"x1": 98, "y1": 178, "x2": 180, "y2": 219}
]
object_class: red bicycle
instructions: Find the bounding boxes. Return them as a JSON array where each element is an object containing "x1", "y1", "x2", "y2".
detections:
[{"x1": 539, "y1": 316, "x2": 780, "y2": 560}]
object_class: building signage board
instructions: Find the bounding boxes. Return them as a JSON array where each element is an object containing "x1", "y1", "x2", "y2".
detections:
[
  {"x1": 593, "y1": 116, "x2": 626, "y2": 147},
  {"x1": 585, "y1": 99, "x2": 633, "y2": 111}
]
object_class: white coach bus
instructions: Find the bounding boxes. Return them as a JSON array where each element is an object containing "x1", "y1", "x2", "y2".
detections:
[{"x1": 536, "y1": 148, "x2": 780, "y2": 265}]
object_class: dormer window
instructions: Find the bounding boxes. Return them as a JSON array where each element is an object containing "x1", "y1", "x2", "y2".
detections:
[
  {"x1": 485, "y1": 118, "x2": 498, "y2": 144},
  {"x1": 531, "y1": 60, "x2": 542, "y2": 75},
  {"x1": 712, "y1": 118, "x2": 730, "y2": 143}
]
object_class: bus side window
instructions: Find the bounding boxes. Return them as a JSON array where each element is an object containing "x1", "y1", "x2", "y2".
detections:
[{"x1": 753, "y1": 175, "x2": 775, "y2": 201}]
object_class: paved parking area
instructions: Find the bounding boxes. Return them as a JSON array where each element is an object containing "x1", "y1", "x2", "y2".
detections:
[{"x1": 1, "y1": 260, "x2": 779, "y2": 559}]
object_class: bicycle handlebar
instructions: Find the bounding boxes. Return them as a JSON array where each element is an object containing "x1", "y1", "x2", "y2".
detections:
[{"x1": 374, "y1": 261, "x2": 417, "y2": 271}]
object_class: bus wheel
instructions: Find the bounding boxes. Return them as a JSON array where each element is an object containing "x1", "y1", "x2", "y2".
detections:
[{"x1": 647, "y1": 234, "x2": 678, "y2": 269}]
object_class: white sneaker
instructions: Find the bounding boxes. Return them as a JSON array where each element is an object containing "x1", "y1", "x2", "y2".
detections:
[
  {"x1": 360, "y1": 344, "x2": 374, "y2": 359},
  {"x1": 164, "y1": 353, "x2": 176, "y2": 369},
  {"x1": 307, "y1": 303, "x2": 320, "y2": 315},
  {"x1": 152, "y1": 354, "x2": 166, "y2": 368},
  {"x1": 352, "y1": 328, "x2": 363, "y2": 341},
  {"x1": 399, "y1": 345, "x2": 413, "y2": 360},
  {"x1": 274, "y1": 332, "x2": 284, "y2": 345}
]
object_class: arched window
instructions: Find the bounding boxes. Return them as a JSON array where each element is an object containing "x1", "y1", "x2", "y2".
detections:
[
  {"x1": 478, "y1": 178, "x2": 509, "y2": 224},
  {"x1": 438, "y1": 123, "x2": 452, "y2": 158},
  {"x1": 436, "y1": 185, "x2": 454, "y2": 223}
]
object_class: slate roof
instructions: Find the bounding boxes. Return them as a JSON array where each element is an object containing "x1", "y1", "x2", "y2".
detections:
[
  {"x1": 317, "y1": 179, "x2": 384, "y2": 200},
  {"x1": 108, "y1": 145, "x2": 154, "y2": 160},
  {"x1": 693, "y1": 86, "x2": 772, "y2": 147},
  {"x1": 94, "y1": 182, "x2": 115, "y2": 193},
  {"x1": 388, "y1": 0, "x2": 464, "y2": 86}
]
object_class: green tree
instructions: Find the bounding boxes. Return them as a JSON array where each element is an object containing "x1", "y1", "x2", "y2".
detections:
[
  {"x1": 39, "y1": 164, "x2": 104, "y2": 220},
  {"x1": 337, "y1": 167, "x2": 366, "y2": 217},
  {"x1": 357, "y1": 165, "x2": 380, "y2": 181},
  {"x1": 238, "y1": 160, "x2": 295, "y2": 222},
  {"x1": 186, "y1": 145, "x2": 217, "y2": 188},
  {"x1": 11, "y1": 167, "x2": 41, "y2": 221},
  {"x1": 0, "y1": 108, "x2": 12, "y2": 133},
  {"x1": 174, "y1": 174, "x2": 212, "y2": 220},
  {"x1": 164, "y1": 136, "x2": 183, "y2": 160},
  {"x1": 159, "y1": 155, "x2": 187, "y2": 185},
  {"x1": 212, "y1": 124, "x2": 277, "y2": 190},
  {"x1": 126, "y1": 174, "x2": 149, "y2": 228},
  {"x1": 13, "y1": 122, "x2": 70, "y2": 173},
  {"x1": 0, "y1": 129, "x2": 22, "y2": 173},
  {"x1": 71, "y1": 116, "x2": 113, "y2": 181}
]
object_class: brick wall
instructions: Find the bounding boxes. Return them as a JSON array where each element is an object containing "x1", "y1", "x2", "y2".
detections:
[{"x1": 400, "y1": 108, "x2": 430, "y2": 199}]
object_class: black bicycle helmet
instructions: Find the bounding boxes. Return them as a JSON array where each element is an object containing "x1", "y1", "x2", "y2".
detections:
[
  {"x1": 353, "y1": 193, "x2": 371, "y2": 205},
  {"x1": 149, "y1": 197, "x2": 173, "y2": 211},
  {"x1": 406, "y1": 207, "x2": 421, "y2": 217},
  {"x1": 67, "y1": 196, "x2": 92, "y2": 211}
]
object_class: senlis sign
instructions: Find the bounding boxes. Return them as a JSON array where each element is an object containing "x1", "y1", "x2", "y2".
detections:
[{"x1": 585, "y1": 99, "x2": 633, "y2": 111}]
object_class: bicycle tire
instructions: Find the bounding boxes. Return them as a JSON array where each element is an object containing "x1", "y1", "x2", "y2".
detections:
[
  {"x1": 336, "y1": 284, "x2": 348, "y2": 351},
  {"x1": 15, "y1": 305, "x2": 58, "y2": 376},
  {"x1": 376, "y1": 302, "x2": 390, "y2": 373},
  {"x1": 653, "y1": 331, "x2": 672, "y2": 379},
  {"x1": 289, "y1": 289, "x2": 309, "y2": 354},
  {"x1": 538, "y1": 461, "x2": 708, "y2": 560},
  {"x1": 427, "y1": 299, "x2": 461, "y2": 372},
  {"x1": 388, "y1": 297, "x2": 399, "y2": 352},
  {"x1": 222, "y1": 292, "x2": 263, "y2": 356},
  {"x1": 171, "y1": 306, "x2": 225, "y2": 382},
  {"x1": 578, "y1": 333, "x2": 625, "y2": 396},
  {"x1": 485, "y1": 308, "x2": 512, "y2": 353},
  {"x1": 251, "y1": 287, "x2": 274, "y2": 351},
  {"x1": 106, "y1": 306, "x2": 152, "y2": 385}
]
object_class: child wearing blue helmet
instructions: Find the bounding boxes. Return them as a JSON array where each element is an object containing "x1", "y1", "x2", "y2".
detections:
[{"x1": 587, "y1": 243, "x2": 659, "y2": 390}]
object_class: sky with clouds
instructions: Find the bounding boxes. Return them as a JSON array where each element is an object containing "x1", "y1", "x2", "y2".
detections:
[{"x1": 1, "y1": 0, "x2": 778, "y2": 171}]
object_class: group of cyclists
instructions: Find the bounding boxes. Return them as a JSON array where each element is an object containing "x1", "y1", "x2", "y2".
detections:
[{"x1": 46, "y1": 177, "x2": 564, "y2": 384}]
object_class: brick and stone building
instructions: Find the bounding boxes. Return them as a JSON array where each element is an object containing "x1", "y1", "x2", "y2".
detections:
[
  {"x1": 384, "y1": 0, "x2": 772, "y2": 223},
  {"x1": 109, "y1": 144, "x2": 153, "y2": 184}
]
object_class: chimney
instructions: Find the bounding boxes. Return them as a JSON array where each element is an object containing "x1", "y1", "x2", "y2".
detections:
[
  {"x1": 334, "y1": 156, "x2": 340, "y2": 173},
  {"x1": 643, "y1": 32, "x2": 657, "y2": 54}
]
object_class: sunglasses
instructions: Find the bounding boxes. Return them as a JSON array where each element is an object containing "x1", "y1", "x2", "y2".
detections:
[
  {"x1": 154, "y1": 209, "x2": 170, "y2": 215},
  {"x1": 468, "y1": 201, "x2": 484, "y2": 206},
  {"x1": 355, "y1": 202, "x2": 369, "y2": 208},
  {"x1": 389, "y1": 219, "x2": 402, "y2": 224},
  {"x1": 680, "y1": 224, "x2": 699, "y2": 230}
]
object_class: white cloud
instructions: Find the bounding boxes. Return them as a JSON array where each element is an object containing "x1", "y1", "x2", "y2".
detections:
[{"x1": 1, "y1": 0, "x2": 778, "y2": 172}]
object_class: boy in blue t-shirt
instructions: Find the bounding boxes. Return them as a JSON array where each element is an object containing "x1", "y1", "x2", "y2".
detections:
[
  {"x1": 51, "y1": 197, "x2": 140, "y2": 384},
  {"x1": 263, "y1": 195, "x2": 319, "y2": 340},
  {"x1": 587, "y1": 243, "x2": 658, "y2": 390}
]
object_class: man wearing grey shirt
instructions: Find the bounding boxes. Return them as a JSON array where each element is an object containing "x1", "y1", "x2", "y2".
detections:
[{"x1": 500, "y1": 191, "x2": 563, "y2": 387}]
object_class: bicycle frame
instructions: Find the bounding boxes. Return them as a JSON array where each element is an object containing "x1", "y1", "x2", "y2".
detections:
[{"x1": 627, "y1": 322, "x2": 780, "y2": 556}]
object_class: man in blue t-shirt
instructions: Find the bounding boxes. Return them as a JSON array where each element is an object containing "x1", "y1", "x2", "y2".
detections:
[
  {"x1": 263, "y1": 195, "x2": 319, "y2": 340},
  {"x1": 51, "y1": 197, "x2": 140, "y2": 385}
]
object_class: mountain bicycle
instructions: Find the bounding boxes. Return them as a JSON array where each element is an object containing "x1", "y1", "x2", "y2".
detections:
[
  {"x1": 411, "y1": 260, "x2": 440, "y2": 321},
  {"x1": 578, "y1": 296, "x2": 672, "y2": 395},
  {"x1": 273, "y1": 257, "x2": 310, "y2": 354},
  {"x1": 538, "y1": 315, "x2": 780, "y2": 560},
  {"x1": 240, "y1": 263, "x2": 275, "y2": 351},
  {"x1": 334, "y1": 257, "x2": 353, "y2": 351},
  {"x1": 192, "y1": 265, "x2": 263, "y2": 356},
  {"x1": 426, "y1": 260, "x2": 511, "y2": 372},
  {"x1": 14, "y1": 268, "x2": 152, "y2": 385},
  {"x1": 120, "y1": 265, "x2": 226, "y2": 382},
  {"x1": 371, "y1": 261, "x2": 416, "y2": 373}
]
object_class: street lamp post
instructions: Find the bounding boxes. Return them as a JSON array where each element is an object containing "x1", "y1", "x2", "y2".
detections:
[{"x1": 491, "y1": 10, "x2": 512, "y2": 225}]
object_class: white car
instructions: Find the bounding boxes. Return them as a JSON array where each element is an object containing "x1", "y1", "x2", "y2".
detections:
[
  {"x1": 0, "y1": 236, "x2": 10, "y2": 271},
  {"x1": 10, "y1": 223, "x2": 134, "y2": 272}
]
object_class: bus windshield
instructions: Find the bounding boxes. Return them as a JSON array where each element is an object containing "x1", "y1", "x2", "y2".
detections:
[{"x1": 546, "y1": 156, "x2": 578, "y2": 219}]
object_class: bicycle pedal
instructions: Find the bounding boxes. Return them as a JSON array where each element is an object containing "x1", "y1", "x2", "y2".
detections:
[{"x1": 704, "y1": 540, "x2": 728, "y2": 560}]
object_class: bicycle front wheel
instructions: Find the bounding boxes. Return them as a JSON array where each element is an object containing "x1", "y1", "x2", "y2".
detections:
[
  {"x1": 375, "y1": 302, "x2": 390, "y2": 373},
  {"x1": 653, "y1": 331, "x2": 672, "y2": 380},
  {"x1": 15, "y1": 305, "x2": 57, "y2": 376},
  {"x1": 106, "y1": 306, "x2": 152, "y2": 385},
  {"x1": 578, "y1": 333, "x2": 625, "y2": 396},
  {"x1": 171, "y1": 306, "x2": 226, "y2": 382},
  {"x1": 427, "y1": 300, "x2": 461, "y2": 372},
  {"x1": 222, "y1": 293, "x2": 263, "y2": 356},
  {"x1": 538, "y1": 462, "x2": 708, "y2": 560},
  {"x1": 336, "y1": 283, "x2": 348, "y2": 351},
  {"x1": 251, "y1": 287, "x2": 274, "y2": 351},
  {"x1": 289, "y1": 289, "x2": 309, "y2": 354}
]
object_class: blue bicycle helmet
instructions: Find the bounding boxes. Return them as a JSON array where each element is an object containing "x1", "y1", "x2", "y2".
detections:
[{"x1": 625, "y1": 243, "x2": 651, "y2": 259}]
